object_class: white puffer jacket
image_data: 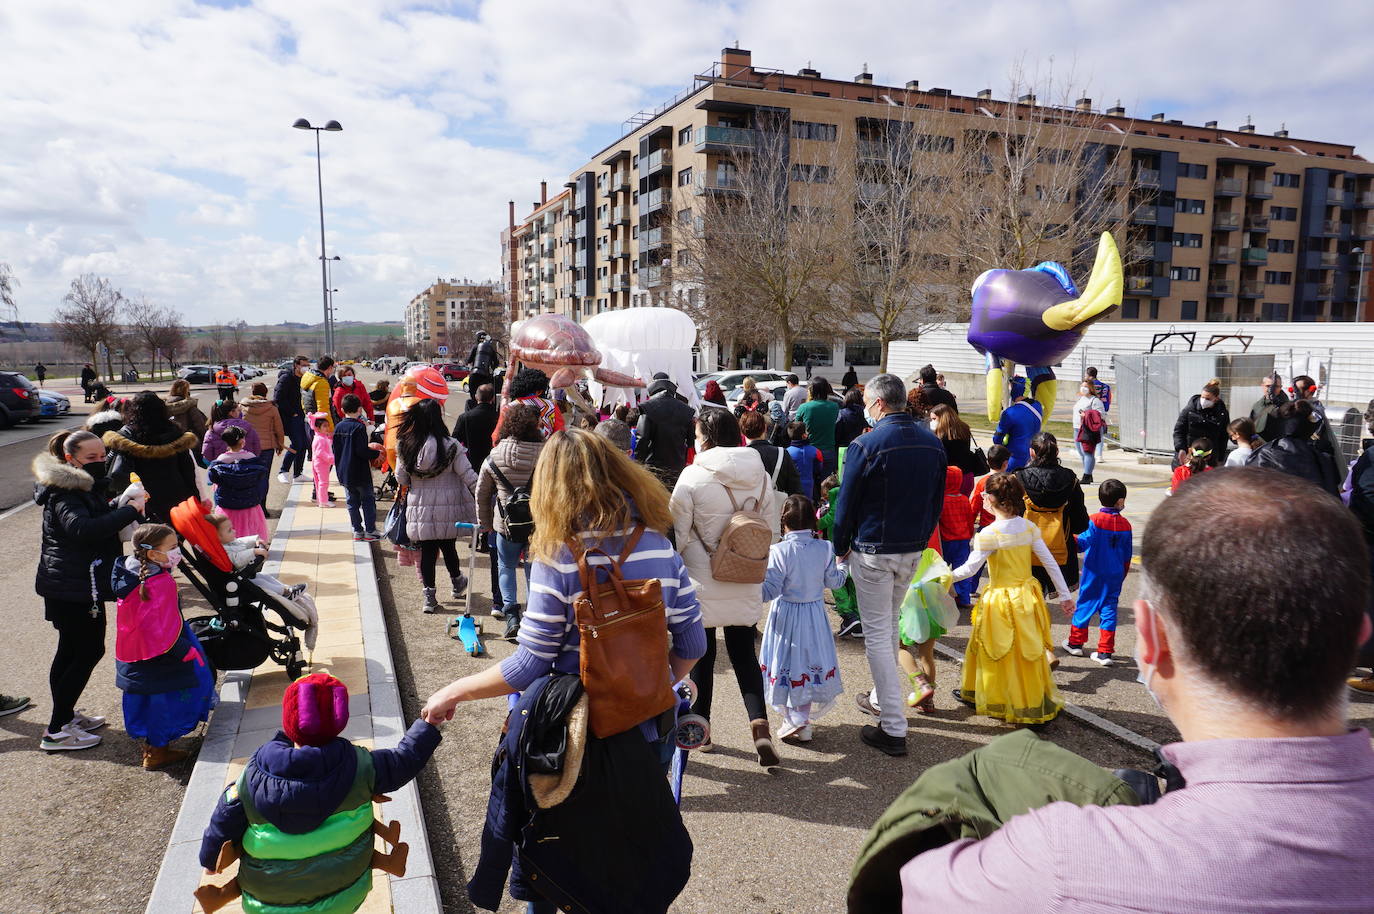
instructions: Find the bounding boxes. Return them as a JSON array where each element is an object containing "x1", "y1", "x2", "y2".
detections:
[{"x1": 670, "y1": 446, "x2": 782, "y2": 628}]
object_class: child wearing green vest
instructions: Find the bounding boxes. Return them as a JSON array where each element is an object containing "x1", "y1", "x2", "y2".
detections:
[{"x1": 195, "y1": 673, "x2": 442, "y2": 914}]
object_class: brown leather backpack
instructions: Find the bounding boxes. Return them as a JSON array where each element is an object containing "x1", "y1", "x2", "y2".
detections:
[{"x1": 569, "y1": 525, "x2": 677, "y2": 738}]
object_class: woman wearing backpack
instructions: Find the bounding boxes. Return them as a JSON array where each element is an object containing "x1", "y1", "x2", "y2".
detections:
[
  {"x1": 670, "y1": 407, "x2": 783, "y2": 767},
  {"x1": 476, "y1": 403, "x2": 544, "y2": 642},
  {"x1": 1072, "y1": 382, "x2": 1107, "y2": 485},
  {"x1": 1015, "y1": 432, "x2": 1089, "y2": 600}
]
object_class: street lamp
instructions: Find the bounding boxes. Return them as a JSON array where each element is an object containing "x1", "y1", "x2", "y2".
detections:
[
  {"x1": 293, "y1": 118, "x2": 343, "y2": 354},
  {"x1": 1354, "y1": 246, "x2": 1367, "y2": 322}
]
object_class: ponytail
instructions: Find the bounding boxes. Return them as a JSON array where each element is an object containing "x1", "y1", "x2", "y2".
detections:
[
  {"x1": 130, "y1": 523, "x2": 177, "y2": 599},
  {"x1": 49, "y1": 429, "x2": 100, "y2": 461}
]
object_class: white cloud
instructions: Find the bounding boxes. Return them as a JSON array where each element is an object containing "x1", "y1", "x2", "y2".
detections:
[{"x1": 0, "y1": 0, "x2": 1370, "y2": 327}]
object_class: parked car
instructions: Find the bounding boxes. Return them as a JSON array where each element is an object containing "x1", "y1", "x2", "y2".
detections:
[
  {"x1": 230, "y1": 364, "x2": 262, "y2": 379},
  {"x1": 177, "y1": 364, "x2": 214, "y2": 384},
  {"x1": 0, "y1": 370, "x2": 39, "y2": 428},
  {"x1": 694, "y1": 370, "x2": 791, "y2": 397},
  {"x1": 433, "y1": 362, "x2": 470, "y2": 382},
  {"x1": 37, "y1": 390, "x2": 71, "y2": 420},
  {"x1": 402, "y1": 361, "x2": 431, "y2": 374}
]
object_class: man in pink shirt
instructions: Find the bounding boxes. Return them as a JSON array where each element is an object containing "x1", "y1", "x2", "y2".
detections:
[{"x1": 899, "y1": 467, "x2": 1374, "y2": 912}]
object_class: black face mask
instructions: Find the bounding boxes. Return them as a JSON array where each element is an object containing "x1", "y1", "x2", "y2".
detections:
[{"x1": 80, "y1": 460, "x2": 108, "y2": 481}]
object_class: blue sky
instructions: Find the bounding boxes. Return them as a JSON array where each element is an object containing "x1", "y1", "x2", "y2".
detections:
[{"x1": 1, "y1": 0, "x2": 1371, "y2": 325}]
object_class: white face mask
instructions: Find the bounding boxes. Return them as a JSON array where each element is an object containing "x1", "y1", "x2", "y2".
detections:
[
  {"x1": 1198, "y1": 396, "x2": 1215, "y2": 409},
  {"x1": 1133, "y1": 602, "x2": 1164, "y2": 710}
]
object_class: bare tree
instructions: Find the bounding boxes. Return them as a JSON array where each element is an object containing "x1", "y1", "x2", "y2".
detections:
[
  {"x1": 677, "y1": 121, "x2": 850, "y2": 371},
  {"x1": 0, "y1": 262, "x2": 18, "y2": 324},
  {"x1": 203, "y1": 325, "x2": 226, "y2": 364},
  {"x1": 126, "y1": 296, "x2": 182, "y2": 379},
  {"x1": 226, "y1": 320, "x2": 250, "y2": 364},
  {"x1": 55, "y1": 274, "x2": 123, "y2": 380}
]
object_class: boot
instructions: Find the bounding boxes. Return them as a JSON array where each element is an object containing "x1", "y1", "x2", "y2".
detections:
[
  {"x1": 750, "y1": 718, "x2": 779, "y2": 768},
  {"x1": 143, "y1": 743, "x2": 190, "y2": 769},
  {"x1": 503, "y1": 604, "x2": 522, "y2": 643},
  {"x1": 1080, "y1": 472, "x2": 1094, "y2": 485},
  {"x1": 449, "y1": 572, "x2": 468, "y2": 601},
  {"x1": 421, "y1": 587, "x2": 444, "y2": 614}
]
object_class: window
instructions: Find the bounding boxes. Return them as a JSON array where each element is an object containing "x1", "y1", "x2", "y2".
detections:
[
  {"x1": 1174, "y1": 198, "x2": 1206, "y2": 214},
  {"x1": 677, "y1": 208, "x2": 692, "y2": 226},
  {"x1": 1261, "y1": 301, "x2": 1290, "y2": 320},
  {"x1": 678, "y1": 126, "x2": 692, "y2": 145},
  {"x1": 1180, "y1": 300, "x2": 1198, "y2": 319},
  {"x1": 915, "y1": 133, "x2": 955, "y2": 153},
  {"x1": 677, "y1": 250, "x2": 691, "y2": 266},
  {"x1": 1274, "y1": 172, "x2": 1300, "y2": 188},
  {"x1": 857, "y1": 96, "x2": 873, "y2": 103},
  {"x1": 1121, "y1": 298, "x2": 1140, "y2": 319},
  {"x1": 844, "y1": 339, "x2": 881, "y2": 366},
  {"x1": 791, "y1": 120, "x2": 837, "y2": 141},
  {"x1": 791, "y1": 340, "x2": 833, "y2": 366},
  {"x1": 1173, "y1": 232, "x2": 1203, "y2": 248},
  {"x1": 1178, "y1": 163, "x2": 1209, "y2": 179},
  {"x1": 677, "y1": 167, "x2": 694, "y2": 187},
  {"x1": 812, "y1": 90, "x2": 830, "y2": 97},
  {"x1": 790, "y1": 164, "x2": 833, "y2": 183},
  {"x1": 1170, "y1": 266, "x2": 1201, "y2": 281},
  {"x1": 1149, "y1": 300, "x2": 1161, "y2": 319},
  {"x1": 1036, "y1": 147, "x2": 1070, "y2": 164},
  {"x1": 1267, "y1": 238, "x2": 1295, "y2": 253},
  {"x1": 1263, "y1": 271, "x2": 1292, "y2": 285},
  {"x1": 1270, "y1": 206, "x2": 1297, "y2": 221}
]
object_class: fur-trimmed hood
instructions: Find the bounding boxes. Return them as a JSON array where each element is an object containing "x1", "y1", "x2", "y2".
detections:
[
  {"x1": 32, "y1": 451, "x2": 94, "y2": 493},
  {"x1": 102, "y1": 427, "x2": 199, "y2": 458},
  {"x1": 165, "y1": 395, "x2": 201, "y2": 417},
  {"x1": 85, "y1": 409, "x2": 125, "y2": 438}
]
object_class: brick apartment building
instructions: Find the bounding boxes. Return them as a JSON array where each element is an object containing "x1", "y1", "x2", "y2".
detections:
[
  {"x1": 502, "y1": 47, "x2": 1374, "y2": 370},
  {"x1": 404, "y1": 279, "x2": 503, "y2": 358}
]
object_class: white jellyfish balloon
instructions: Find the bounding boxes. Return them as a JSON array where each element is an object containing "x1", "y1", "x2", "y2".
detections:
[{"x1": 582, "y1": 307, "x2": 700, "y2": 409}]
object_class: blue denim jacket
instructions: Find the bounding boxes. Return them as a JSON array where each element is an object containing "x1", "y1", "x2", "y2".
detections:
[
  {"x1": 831, "y1": 412, "x2": 946, "y2": 555},
  {"x1": 762, "y1": 532, "x2": 848, "y2": 603}
]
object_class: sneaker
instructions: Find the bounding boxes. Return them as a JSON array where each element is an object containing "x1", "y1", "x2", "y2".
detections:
[
  {"x1": 293, "y1": 474, "x2": 311, "y2": 482},
  {"x1": 855, "y1": 689, "x2": 881, "y2": 717},
  {"x1": 70, "y1": 710, "x2": 107, "y2": 732},
  {"x1": 353, "y1": 531, "x2": 367, "y2": 541},
  {"x1": 1080, "y1": 473, "x2": 1094, "y2": 485},
  {"x1": 277, "y1": 471, "x2": 291, "y2": 484},
  {"x1": 421, "y1": 587, "x2": 444, "y2": 614},
  {"x1": 777, "y1": 720, "x2": 807, "y2": 740},
  {"x1": 0, "y1": 694, "x2": 31, "y2": 718},
  {"x1": 860, "y1": 724, "x2": 907, "y2": 757},
  {"x1": 780, "y1": 723, "x2": 813, "y2": 744},
  {"x1": 837, "y1": 616, "x2": 864, "y2": 638},
  {"x1": 1060, "y1": 639, "x2": 1085, "y2": 657},
  {"x1": 1349, "y1": 676, "x2": 1374, "y2": 694},
  {"x1": 285, "y1": 583, "x2": 308, "y2": 601},
  {"x1": 362, "y1": 531, "x2": 381, "y2": 542},
  {"x1": 41, "y1": 722, "x2": 102, "y2": 751},
  {"x1": 490, "y1": 606, "x2": 506, "y2": 621},
  {"x1": 905, "y1": 673, "x2": 934, "y2": 709},
  {"x1": 1091, "y1": 652, "x2": 1115, "y2": 667}
]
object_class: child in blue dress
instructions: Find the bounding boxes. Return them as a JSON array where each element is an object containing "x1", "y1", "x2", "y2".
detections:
[{"x1": 759, "y1": 494, "x2": 847, "y2": 744}]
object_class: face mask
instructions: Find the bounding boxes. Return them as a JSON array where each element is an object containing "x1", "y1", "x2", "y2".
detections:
[
  {"x1": 1133, "y1": 603, "x2": 1165, "y2": 710},
  {"x1": 342, "y1": 375, "x2": 354, "y2": 383},
  {"x1": 80, "y1": 460, "x2": 108, "y2": 480},
  {"x1": 928, "y1": 419, "x2": 938, "y2": 431},
  {"x1": 162, "y1": 547, "x2": 183, "y2": 570},
  {"x1": 1198, "y1": 397, "x2": 1215, "y2": 409}
]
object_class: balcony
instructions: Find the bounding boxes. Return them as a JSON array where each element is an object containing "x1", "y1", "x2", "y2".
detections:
[
  {"x1": 639, "y1": 226, "x2": 668, "y2": 251},
  {"x1": 1316, "y1": 283, "x2": 1335, "y2": 300},
  {"x1": 640, "y1": 187, "x2": 668, "y2": 214},
  {"x1": 601, "y1": 205, "x2": 628, "y2": 228},
  {"x1": 1214, "y1": 177, "x2": 1244, "y2": 196},
  {"x1": 610, "y1": 241, "x2": 629, "y2": 259},
  {"x1": 1210, "y1": 245, "x2": 1237, "y2": 263},
  {"x1": 540, "y1": 268, "x2": 554, "y2": 283},
  {"x1": 1213, "y1": 211, "x2": 1241, "y2": 231},
  {"x1": 1247, "y1": 180, "x2": 1273, "y2": 199},
  {"x1": 1357, "y1": 191, "x2": 1374, "y2": 208},
  {"x1": 641, "y1": 266, "x2": 665, "y2": 287},
  {"x1": 1320, "y1": 219, "x2": 1343, "y2": 236},
  {"x1": 540, "y1": 242, "x2": 556, "y2": 258},
  {"x1": 1244, "y1": 214, "x2": 1270, "y2": 232},
  {"x1": 1208, "y1": 280, "x2": 1236, "y2": 296},
  {"x1": 1241, "y1": 247, "x2": 1268, "y2": 265},
  {"x1": 1239, "y1": 281, "x2": 1265, "y2": 298},
  {"x1": 608, "y1": 174, "x2": 631, "y2": 194},
  {"x1": 1131, "y1": 204, "x2": 1158, "y2": 224},
  {"x1": 1321, "y1": 251, "x2": 1339, "y2": 268},
  {"x1": 1135, "y1": 168, "x2": 1161, "y2": 187},
  {"x1": 1327, "y1": 189, "x2": 1347, "y2": 206},
  {"x1": 641, "y1": 148, "x2": 671, "y2": 174},
  {"x1": 1130, "y1": 241, "x2": 1154, "y2": 260},
  {"x1": 695, "y1": 172, "x2": 743, "y2": 195},
  {"x1": 1358, "y1": 223, "x2": 1374, "y2": 239},
  {"x1": 573, "y1": 280, "x2": 589, "y2": 299},
  {"x1": 609, "y1": 275, "x2": 630, "y2": 292},
  {"x1": 695, "y1": 125, "x2": 755, "y2": 153}
]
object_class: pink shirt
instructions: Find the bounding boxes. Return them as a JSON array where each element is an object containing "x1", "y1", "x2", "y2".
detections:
[
  {"x1": 311, "y1": 433, "x2": 333, "y2": 467},
  {"x1": 902, "y1": 729, "x2": 1374, "y2": 912}
]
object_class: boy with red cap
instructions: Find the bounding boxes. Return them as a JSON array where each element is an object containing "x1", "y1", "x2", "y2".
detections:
[{"x1": 195, "y1": 673, "x2": 441, "y2": 914}]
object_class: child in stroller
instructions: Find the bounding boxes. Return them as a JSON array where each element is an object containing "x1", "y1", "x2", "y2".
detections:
[{"x1": 206, "y1": 512, "x2": 319, "y2": 653}]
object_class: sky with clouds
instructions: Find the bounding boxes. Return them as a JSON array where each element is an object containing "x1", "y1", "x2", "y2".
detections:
[{"x1": 2, "y1": 0, "x2": 1371, "y2": 326}]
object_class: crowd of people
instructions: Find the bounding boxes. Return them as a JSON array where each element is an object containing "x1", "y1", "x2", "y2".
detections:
[{"x1": 16, "y1": 350, "x2": 1374, "y2": 914}]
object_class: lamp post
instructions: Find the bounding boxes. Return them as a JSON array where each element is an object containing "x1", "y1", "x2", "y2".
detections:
[
  {"x1": 1354, "y1": 246, "x2": 1367, "y2": 323},
  {"x1": 323, "y1": 254, "x2": 341, "y2": 349},
  {"x1": 293, "y1": 118, "x2": 342, "y2": 354}
]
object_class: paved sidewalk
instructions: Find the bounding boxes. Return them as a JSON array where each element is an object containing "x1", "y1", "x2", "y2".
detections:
[{"x1": 144, "y1": 481, "x2": 441, "y2": 914}]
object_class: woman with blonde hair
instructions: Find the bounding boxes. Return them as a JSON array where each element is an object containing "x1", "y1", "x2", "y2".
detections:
[
  {"x1": 423, "y1": 429, "x2": 704, "y2": 913},
  {"x1": 166, "y1": 377, "x2": 209, "y2": 456},
  {"x1": 930, "y1": 403, "x2": 979, "y2": 495}
]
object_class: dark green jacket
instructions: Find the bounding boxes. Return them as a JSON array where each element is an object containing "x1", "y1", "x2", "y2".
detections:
[{"x1": 848, "y1": 729, "x2": 1139, "y2": 913}]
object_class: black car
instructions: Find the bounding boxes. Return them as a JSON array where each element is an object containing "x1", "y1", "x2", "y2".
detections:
[
  {"x1": 0, "y1": 371, "x2": 39, "y2": 428},
  {"x1": 178, "y1": 365, "x2": 215, "y2": 384}
]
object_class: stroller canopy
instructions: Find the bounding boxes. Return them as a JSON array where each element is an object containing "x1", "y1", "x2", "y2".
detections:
[{"x1": 170, "y1": 496, "x2": 233, "y2": 572}]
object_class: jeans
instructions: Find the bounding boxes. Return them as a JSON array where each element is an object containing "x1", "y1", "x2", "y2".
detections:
[
  {"x1": 344, "y1": 483, "x2": 377, "y2": 534},
  {"x1": 46, "y1": 600, "x2": 107, "y2": 733},
  {"x1": 280, "y1": 414, "x2": 308, "y2": 477},
  {"x1": 1076, "y1": 440, "x2": 1097, "y2": 477},
  {"x1": 850, "y1": 550, "x2": 922, "y2": 738},
  {"x1": 689, "y1": 625, "x2": 767, "y2": 722},
  {"x1": 493, "y1": 532, "x2": 528, "y2": 614}
]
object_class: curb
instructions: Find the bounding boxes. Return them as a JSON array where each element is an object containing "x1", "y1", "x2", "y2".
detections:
[{"x1": 143, "y1": 484, "x2": 442, "y2": 913}]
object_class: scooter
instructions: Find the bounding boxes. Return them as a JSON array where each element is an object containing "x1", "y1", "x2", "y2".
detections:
[
  {"x1": 669, "y1": 679, "x2": 710, "y2": 805},
  {"x1": 446, "y1": 521, "x2": 484, "y2": 656}
]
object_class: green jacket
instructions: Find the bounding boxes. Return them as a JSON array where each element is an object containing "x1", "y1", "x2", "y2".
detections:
[{"x1": 848, "y1": 729, "x2": 1139, "y2": 913}]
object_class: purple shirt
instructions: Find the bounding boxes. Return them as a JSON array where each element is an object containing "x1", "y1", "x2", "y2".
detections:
[{"x1": 902, "y1": 728, "x2": 1374, "y2": 912}]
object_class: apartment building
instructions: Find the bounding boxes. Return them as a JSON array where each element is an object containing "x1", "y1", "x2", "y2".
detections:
[
  {"x1": 505, "y1": 47, "x2": 1374, "y2": 368},
  {"x1": 502, "y1": 185, "x2": 573, "y2": 322},
  {"x1": 404, "y1": 279, "x2": 502, "y2": 357}
]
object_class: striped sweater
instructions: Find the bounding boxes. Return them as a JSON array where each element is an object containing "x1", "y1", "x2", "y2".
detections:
[{"x1": 498, "y1": 526, "x2": 707, "y2": 692}]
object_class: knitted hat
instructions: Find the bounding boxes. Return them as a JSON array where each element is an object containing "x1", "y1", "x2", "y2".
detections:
[
  {"x1": 1009, "y1": 376, "x2": 1027, "y2": 399},
  {"x1": 282, "y1": 673, "x2": 349, "y2": 746}
]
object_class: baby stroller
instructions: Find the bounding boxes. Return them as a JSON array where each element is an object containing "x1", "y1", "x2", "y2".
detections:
[
  {"x1": 370, "y1": 427, "x2": 399, "y2": 500},
  {"x1": 169, "y1": 497, "x2": 310, "y2": 680}
]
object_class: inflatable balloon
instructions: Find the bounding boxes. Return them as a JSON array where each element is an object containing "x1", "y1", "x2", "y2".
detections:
[
  {"x1": 509, "y1": 313, "x2": 643, "y2": 411},
  {"x1": 382, "y1": 365, "x2": 449, "y2": 469},
  {"x1": 968, "y1": 232, "x2": 1123, "y2": 420},
  {"x1": 583, "y1": 307, "x2": 700, "y2": 408}
]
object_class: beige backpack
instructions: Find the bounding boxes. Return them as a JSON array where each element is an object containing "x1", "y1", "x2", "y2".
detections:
[{"x1": 693, "y1": 481, "x2": 772, "y2": 583}]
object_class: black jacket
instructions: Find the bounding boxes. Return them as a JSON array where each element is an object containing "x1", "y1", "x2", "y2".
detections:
[
  {"x1": 747, "y1": 440, "x2": 802, "y2": 496},
  {"x1": 1016, "y1": 464, "x2": 1089, "y2": 534},
  {"x1": 33, "y1": 452, "x2": 139, "y2": 604},
  {"x1": 1351, "y1": 440, "x2": 1374, "y2": 542},
  {"x1": 835, "y1": 405, "x2": 867, "y2": 449},
  {"x1": 921, "y1": 382, "x2": 958, "y2": 412},
  {"x1": 272, "y1": 368, "x2": 303, "y2": 421},
  {"x1": 1246, "y1": 419, "x2": 1341, "y2": 496},
  {"x1": 332, "y1": 417, "x2": 373, "y2": 488},
  {"x1": 942, "y1": 435, "x2": 981, "y2": 479},
  {"x1": 103, "y1": 425, "x2": 200, "y2": 522},
  {"x1": 454, "y1": 402, "x2": 499, "y2": 470},
  {"x1": 1250, "y1": 392, "x2": 1291, "y2": 442},
  {"x1": 1173, "y1": 395, "x2": 1230, "y2": 466},
  {"x1": 635, "y1": 392, "x2": 695, "y2": 473}
]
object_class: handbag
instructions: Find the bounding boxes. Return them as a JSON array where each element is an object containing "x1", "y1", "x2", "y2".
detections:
[
  {"x1": 384, "y1": 487, "x2": 411, "y2": 547},
  {"x1": 968, "y1": 432, "x2": 991, "y2": 477},
  {"x1": 569, "y1": 525, "x2": 676, "y2": 739}
]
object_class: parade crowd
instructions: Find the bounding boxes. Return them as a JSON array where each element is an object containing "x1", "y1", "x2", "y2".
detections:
[{"x1": 11, "y1": 345, "x2": 1374, "y2": 913}]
